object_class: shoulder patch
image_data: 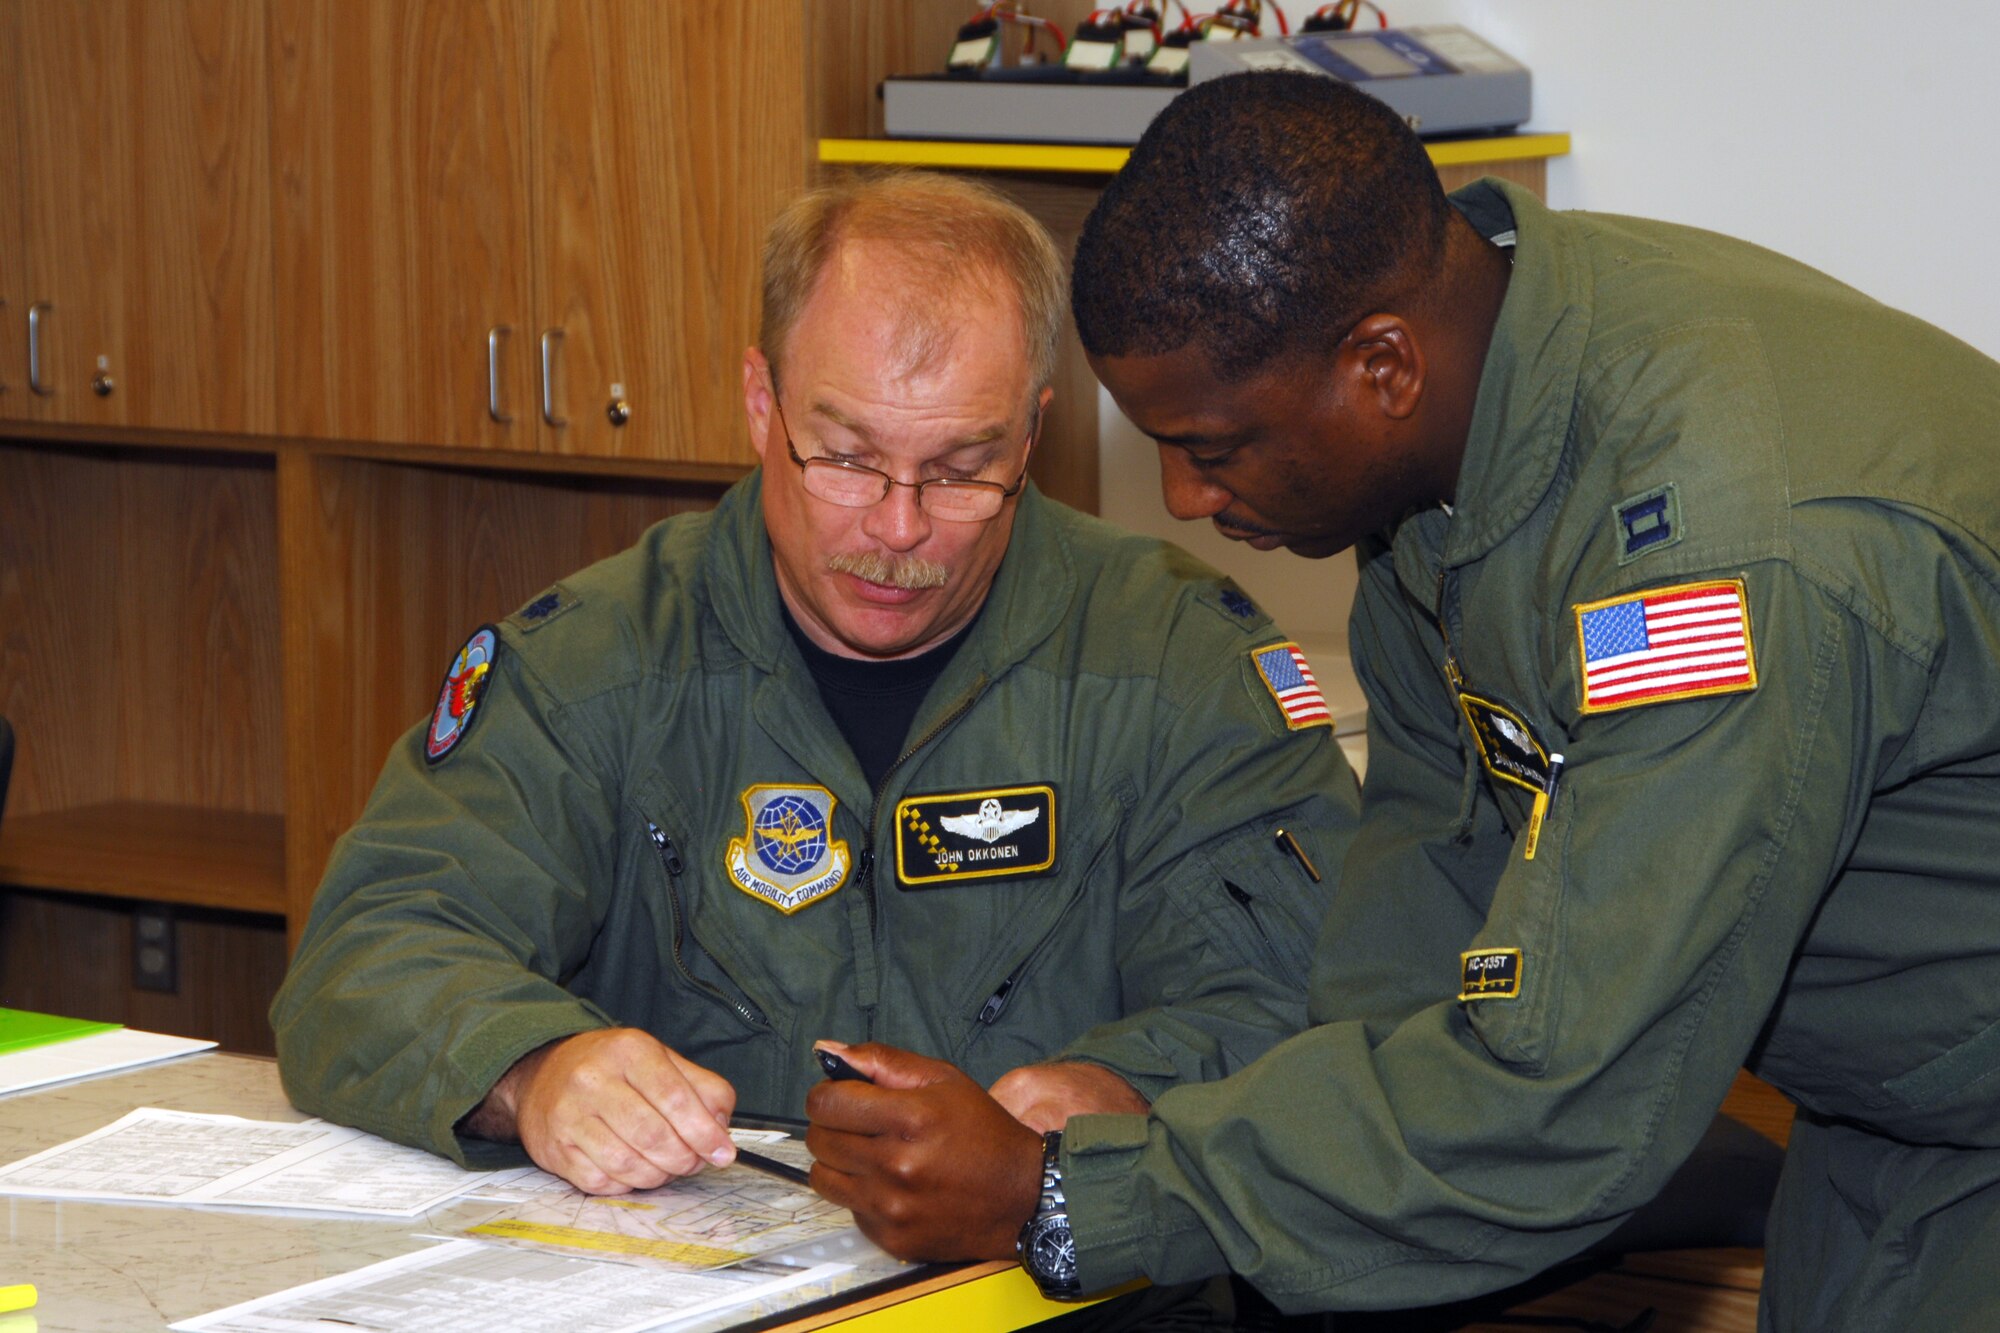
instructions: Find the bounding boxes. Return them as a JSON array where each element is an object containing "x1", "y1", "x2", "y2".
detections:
[
  {"x1": 509, "y1": 584, "x2": 581, "y2": 633},
  {"x1": 425, "y1": 627, "x2": 499, "y2": 764},
  {"x1": 1460, "y1": 948, "x2": 1522, "y2": 1001},
  {"x1": 1613, "y1": 484, "x2": 1682, "y2": 565},
  {"x1": 725, "y1": 785, "x2": 850, "y2": 914},
  {"x1": 1575, "y1": 577, "x2": 1756, "y2": 713},
  {"x1": 1252, "y1": 642, "x2": 1333, "y2": 731}
]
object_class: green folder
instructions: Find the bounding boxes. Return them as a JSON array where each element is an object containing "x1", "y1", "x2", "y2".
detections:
[{"x1": 0, "y1": 1007, "x2": 123, "y2": 1056}]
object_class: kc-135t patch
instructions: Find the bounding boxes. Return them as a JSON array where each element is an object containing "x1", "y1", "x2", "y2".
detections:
[
  {"x1": 1460, "y1": 948, "x2": 1523, "y2": 1002},
  {"x1": 895, "y1": 785, "x2": 1057, "y2": 887}
]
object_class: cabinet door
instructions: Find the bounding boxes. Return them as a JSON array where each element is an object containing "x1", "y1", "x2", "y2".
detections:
[
  {"x1": 269, "y1": 0, "x2": 533, "y2": 450},
  {"x1": 0, "y1": 2, "x2": 25, "y2": 418},
  {"x1": 531, "y1": 0, "x2": 806, "y2": 462},
  {"x1": 16, "y1": 1, "x2": 274, "y2": 435}
]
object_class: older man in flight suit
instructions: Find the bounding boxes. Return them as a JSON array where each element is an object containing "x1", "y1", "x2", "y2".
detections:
[
  {"x1": 271, "y1": 171, "x2": 1355, "y2": 1207},
  {"x1": 805, "y1": 76, "x2": 2000, "y2": 1332}
]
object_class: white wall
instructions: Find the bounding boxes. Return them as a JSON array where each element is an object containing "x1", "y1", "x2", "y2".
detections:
[{"x1": 1099, "y1": 1, "x2": 2000, "y2": 672}]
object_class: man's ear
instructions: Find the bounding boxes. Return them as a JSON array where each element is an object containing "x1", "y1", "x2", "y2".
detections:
[
  {"x1": 1341, "y1": 314, "x2": 1426, "y2": 421},
  {"x1": 743, "y1": 347, "x2": 774, "y2": 462}
]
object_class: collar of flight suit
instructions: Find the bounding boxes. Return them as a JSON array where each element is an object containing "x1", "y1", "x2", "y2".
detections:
[
  {"x1": 699, "y1": 467, "x2": 1078, "y2": 707},
  {"x1": 1430, "y1": 178, "x2": 1595, "y2": 573}
]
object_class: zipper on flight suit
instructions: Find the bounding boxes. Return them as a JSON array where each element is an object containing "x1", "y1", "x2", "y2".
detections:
[
  {"x1": 646, "y1": 821, "x2": 769, "y2": 1031},
  {"x1": 860, "y1": 678, "x2": 990, "y2": 938},
  {"x1": 1435, "y1": 570, "x2": 1464, "y2": 688}
]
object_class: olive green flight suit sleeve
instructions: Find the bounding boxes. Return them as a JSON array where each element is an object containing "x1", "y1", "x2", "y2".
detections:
[
  {"x1": 1056, "y1": 548, "x2": 1933, "y2": 1310},
  {"x1": 271, "y1": 639, "x2": 621, "y2": 1168},
  {"x1": 1055, "y1": 638, "x2": 1358, "y2": 1100}
]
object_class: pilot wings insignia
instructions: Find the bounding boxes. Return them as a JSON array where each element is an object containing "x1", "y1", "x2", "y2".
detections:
[{"x1": 939, "y1": 799, "x2": 1040, "y2": 844}]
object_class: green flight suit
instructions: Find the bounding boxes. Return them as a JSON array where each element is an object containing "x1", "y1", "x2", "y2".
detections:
[
  {"x1": 272, "y1": 475, "x2": 1355, "y2": 1169},
  {"x1": 1059, "y1": 179, "x2": 2000, "y2": 1331}
]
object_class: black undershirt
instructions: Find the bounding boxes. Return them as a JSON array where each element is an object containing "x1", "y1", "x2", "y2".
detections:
[{"x1": 782, "y1": 604, "x2": 978, "y2": 792}]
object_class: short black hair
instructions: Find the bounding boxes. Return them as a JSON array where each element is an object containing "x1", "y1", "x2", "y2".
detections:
[{"x1": 1073, "y1": 72, "x2": 1451, "y2": 380}]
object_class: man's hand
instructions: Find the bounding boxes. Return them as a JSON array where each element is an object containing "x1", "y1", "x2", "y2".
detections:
[
  {"x1": 990, "y1": 1061, "x2": 1150, "y2": 1132},
  {"x1": 806, "y1": 1042, "x2": 1044, "y2": 1262},
  {"x1": 466, "y1": 1028, "x2": 738, "y2": 1194}
]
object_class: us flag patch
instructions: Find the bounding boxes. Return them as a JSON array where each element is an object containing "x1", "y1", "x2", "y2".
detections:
[
  {"x1": 1575, "y1": 578, "x2": 1757, "y2": 713},
  {"x1": 1253, "y1": 642, "x2": 1333, "y2": 730}
]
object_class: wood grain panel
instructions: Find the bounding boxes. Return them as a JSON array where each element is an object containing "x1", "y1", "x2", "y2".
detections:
[
  {"x1": 0, "y1": 803, "x2": 285, "y2": 914},
  {"x1": 0, "y1": 442, "x2": 283, "y2": 822},
  {"x1": 1722, "y1": 1068, "x2": 1796, "y2": 1147},
  {"x1": 269, "y1": 0, "x2": 533, "y2": 450},
  {"x1": 0, "y1": 886, "x2": 287, "y2": 1054},
  {"x1": 0, "y1": 2, "x2": 24, "y2": 417},
  {"x1": 16, "y1": 1, "x2": 274, "y2": 434},
  {"x1": 531, "y1": 0, "x2": 807, "y2": 463},
  {"x1": 280, "y1": 453, "x2": 722, "y2": 936}
]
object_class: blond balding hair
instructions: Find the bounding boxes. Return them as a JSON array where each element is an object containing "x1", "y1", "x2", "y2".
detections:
[{"x1": 759, "y1": 172, "x2": 1065, "y2": 396}]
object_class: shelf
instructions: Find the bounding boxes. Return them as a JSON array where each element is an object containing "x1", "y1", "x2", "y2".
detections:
[
  {"x1": 0, "y1": 803, "x2": 287, "y2": 916},
  {"x1": 819, "y1": 131, "x2": 1569, "y2": 175}
]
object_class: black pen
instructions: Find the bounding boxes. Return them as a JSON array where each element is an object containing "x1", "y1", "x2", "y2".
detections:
[
  {"x1": 732, "y1": 1146, "x2": 811, "y2": 1186},
  {"x1": 1274, "y1": 827, "x2": 1322, "y2": 883},
  {"x1": 816, "y1": 1047, "x2": 874, "y2": 1083}
]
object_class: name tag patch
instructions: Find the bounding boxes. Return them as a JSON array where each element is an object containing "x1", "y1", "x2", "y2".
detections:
[
  {"x1": 725, "y1": 784, "x2": 850, "y2": 914},
  {"x1": 1458, "y1": 691, "x2": 1550, "y2": 794},
  {"x1": 895, "y1": 785, "x2": 1056, "y2": 887},
  {"x1": 1460, "y1": 948, "x2": 1522, "y2": 1002},
  {"x1": 1576, "y1": 578, "x2": 1757, "y2": 713}
]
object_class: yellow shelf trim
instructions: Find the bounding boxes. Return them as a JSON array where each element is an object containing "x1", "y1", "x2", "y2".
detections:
[{"x1": 820, "y1": 133, "x2": 1567, "y2": 175}]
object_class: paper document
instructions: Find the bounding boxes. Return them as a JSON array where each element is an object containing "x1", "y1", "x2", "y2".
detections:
[
  {"x1": 169, "y1": 1238, "x2": 851, "y2": 1333},
  {"x1": 0, "y1": 1107, "x2": 530, "y2": 1217},
  {"x1": 0, "y1": 1025, "x2": 216, "y2": 1097},
  {"x1": 458, "y1": 1140, "x2": 848, "y2": 1271}
]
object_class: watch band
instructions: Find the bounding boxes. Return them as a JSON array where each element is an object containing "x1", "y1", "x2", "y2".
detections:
[{"x1": 1018, "y1": 1129, "x2": 1083, "y2": 1298}]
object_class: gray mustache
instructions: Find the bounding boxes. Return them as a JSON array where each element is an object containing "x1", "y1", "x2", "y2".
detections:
[{"x1": 827, "y1": 550, "x2": 951, "y2": 590}]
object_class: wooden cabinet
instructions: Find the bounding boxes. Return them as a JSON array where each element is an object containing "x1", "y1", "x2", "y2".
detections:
[
  {"x1": 0, "y1": 3, "x2": 22, "y2": 417},
  {"x1": 10, "y1": 1, "x2": 274, "y2": 435},
  {"x1": 271, "y1": 0, "x2": 805, "y2": 464},
  {"x1": 268, "y1": 0, "x2": 534, "y2": 452},
  {"x1": 531, "y1": 2, "x2": 805, "y2": 462}
]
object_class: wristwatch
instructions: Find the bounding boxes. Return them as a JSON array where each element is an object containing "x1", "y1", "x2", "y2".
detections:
[{"x1": 1017, "y1": 1129, "x2": 1083, "y2": 1299}]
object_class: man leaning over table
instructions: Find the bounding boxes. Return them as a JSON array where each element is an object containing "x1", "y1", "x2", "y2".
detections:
[
  {"x1": 805, "y1": 75, "x2": 2000, "y2": 1333},
  {"x1": 271, "y1": 173, "x2": 1356, "y2": 1214}
]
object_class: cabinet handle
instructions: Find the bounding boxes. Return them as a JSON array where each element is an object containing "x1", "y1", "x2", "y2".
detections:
[
  {"x1": 539, "y1": 328, "x2": 567, "y2": 428},
  {"x1": 487, "y1": 325, "x2": 513, "y2": 423},
  {"x1": 28, "y1": 302, "x2": 53, "y2": 396}
]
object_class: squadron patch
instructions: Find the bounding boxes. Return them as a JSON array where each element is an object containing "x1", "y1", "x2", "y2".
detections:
[
  {"x1": 425, "y1": 627, "x2": 498, "y2": 764},
  {"x1": 725, "y1": 785, "x2": 851, "y2": 914},
  {"x1": 1252, "y1": 642, "x2": 1334, "y2": 730},
  {"x1": 1458, "y1": 692, "x2": 1552, "y2": 794},
  {"x1": 895, "y1": 785, "x2": 1057, "y2": 887},
  {"x1": 1459, "y1": 948, "x2": 1523, "y2": 1002},
  {"x1": 1576, "y1": 578, "x2": 1757, "y2": 713}
]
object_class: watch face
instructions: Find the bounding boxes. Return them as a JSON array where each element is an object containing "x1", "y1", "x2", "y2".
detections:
[{"x1": 1027, "y1": 1216, "x2": 1078, "y2": 1284}]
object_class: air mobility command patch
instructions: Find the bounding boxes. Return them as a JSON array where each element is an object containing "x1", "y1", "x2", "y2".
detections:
[
  {"x1": 1576, "y1": 578, "x2": 1757, "y2": 713},
  {"x1": 425, "y1": 627, "x2": 498, "y2": 764},
  {"x1": 1252, "y1": 642, "x2": 1333, "y2": 730},
  {"x1": 725, "y1": 785, "x2": 851, "y2": 914},
  {"x1": 1458, "y1": 692, "x2": 1552, "y2": 794},
  {"x1": 1460, "y1": 948, "x2": 1523, "y2": 1002},
  {"x1": 895, "y1": 785, "x2": 1056, "y2": 887}
]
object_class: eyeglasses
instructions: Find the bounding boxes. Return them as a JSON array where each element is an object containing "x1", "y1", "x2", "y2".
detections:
[{"x1": 773, "y1": 398, "x2": 1033, "y2": 523}]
